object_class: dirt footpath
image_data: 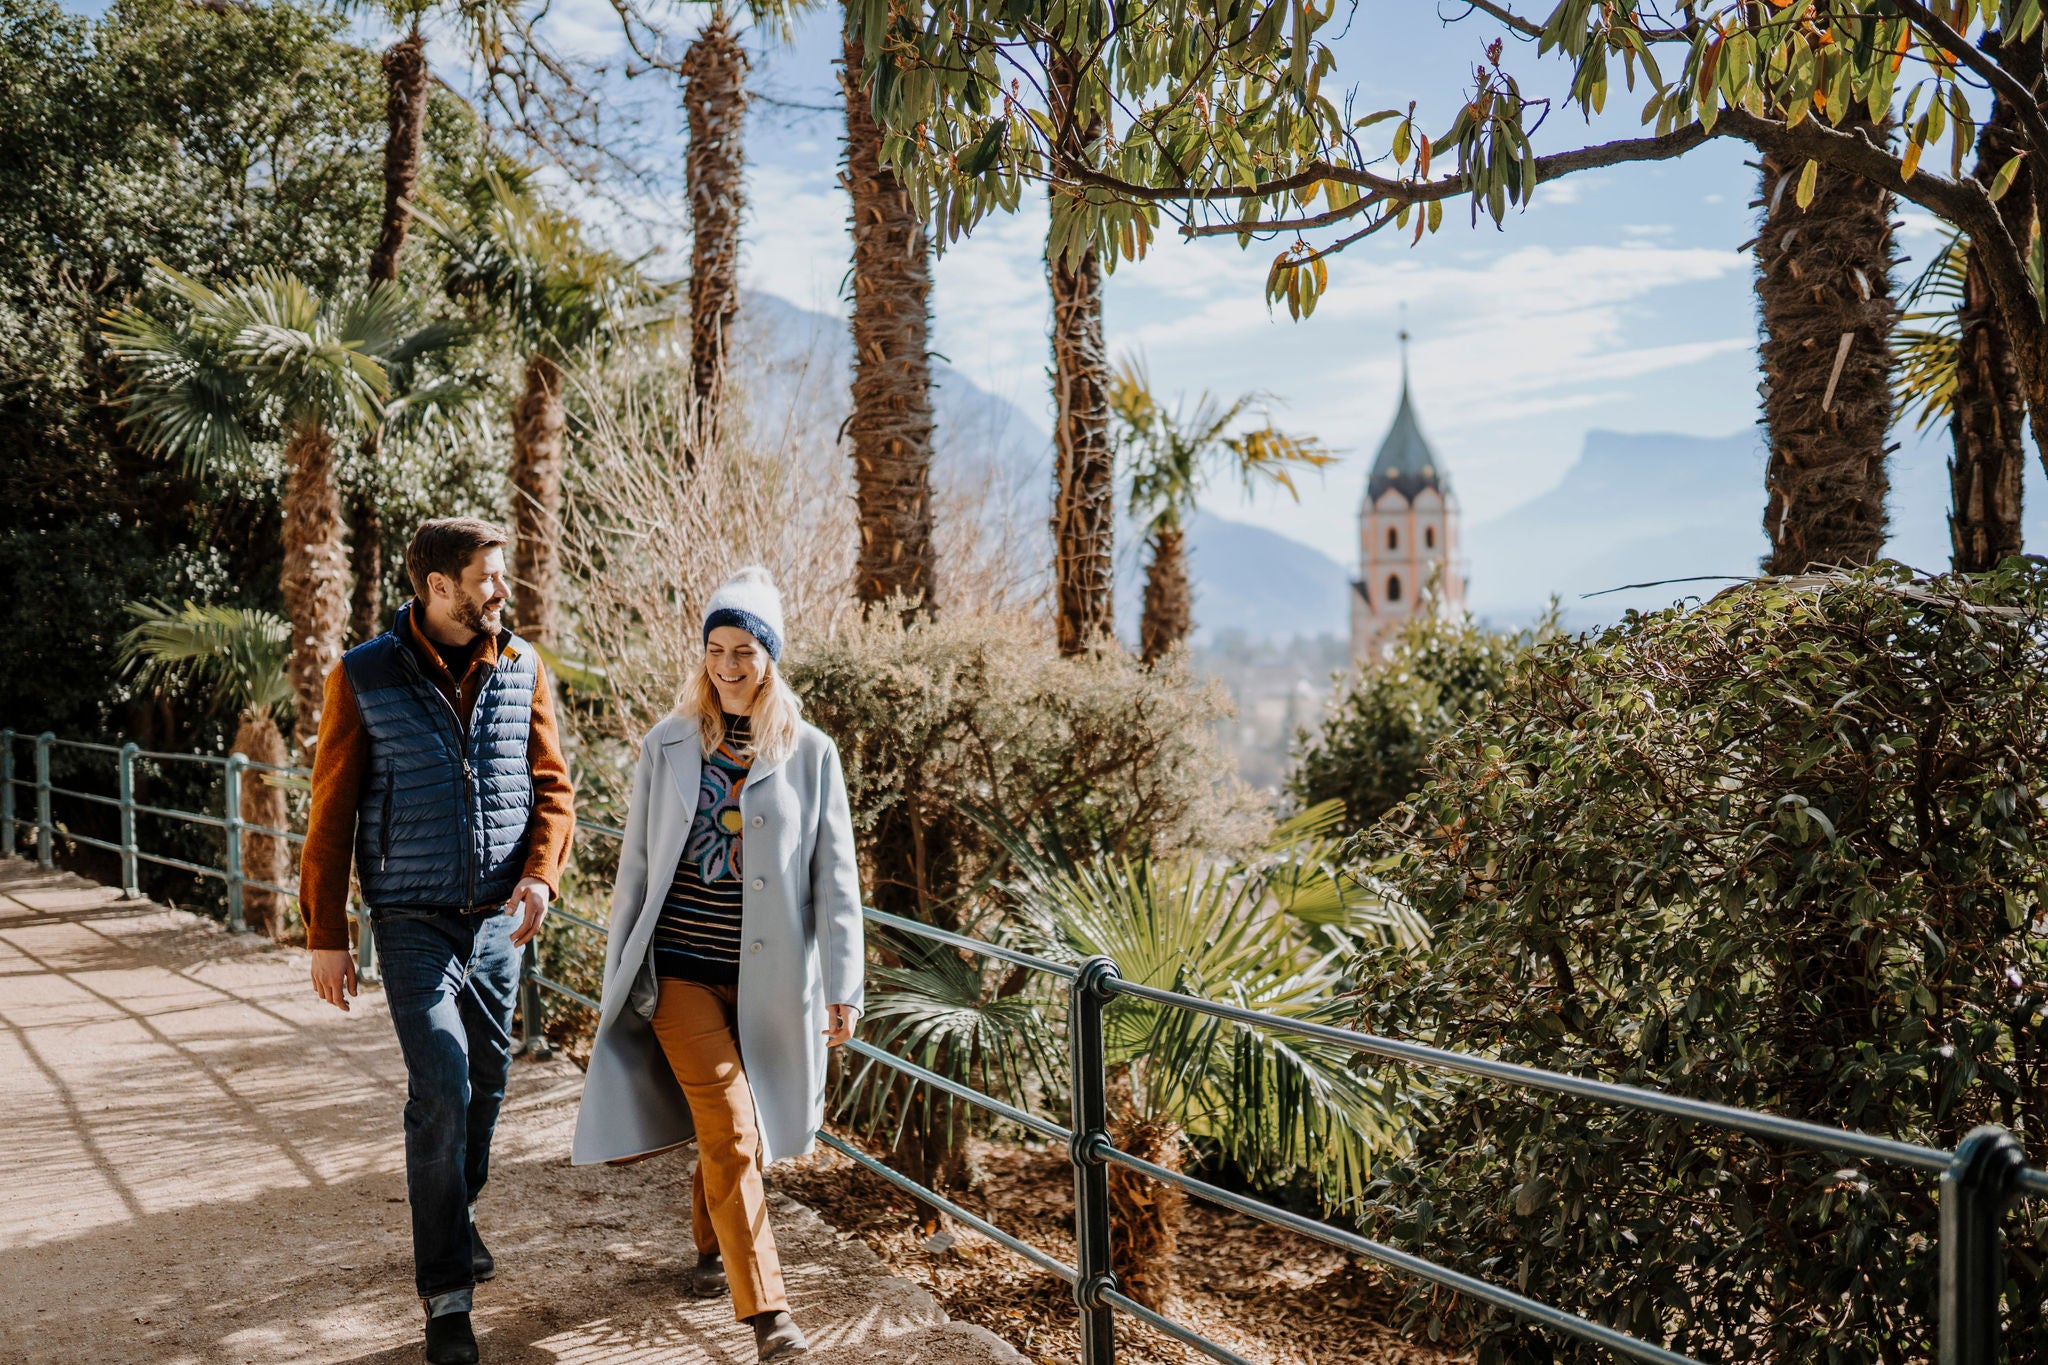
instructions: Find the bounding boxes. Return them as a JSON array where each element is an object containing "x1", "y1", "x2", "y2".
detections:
[{"x1": 0, "y1": 859, "x2": 1022, "y2": 1365}]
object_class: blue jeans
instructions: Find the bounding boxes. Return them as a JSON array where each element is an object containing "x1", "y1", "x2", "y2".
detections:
[{"x1": 374, "y1": 908, "x2": 519, "y2": 1305}]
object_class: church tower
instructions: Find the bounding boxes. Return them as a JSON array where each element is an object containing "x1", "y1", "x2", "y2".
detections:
[{"x1": 1351, "y1": 339, "x2": 1465, "y2": 661}]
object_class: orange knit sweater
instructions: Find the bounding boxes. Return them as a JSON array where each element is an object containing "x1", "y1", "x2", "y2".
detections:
[{"x1": 300, "y1": 608, "x2": 576, "y2": 951}]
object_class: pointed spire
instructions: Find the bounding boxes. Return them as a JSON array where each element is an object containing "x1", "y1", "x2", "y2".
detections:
[{"x1": 1363, "y1": 316, "x2": 1448, "y2": 508}]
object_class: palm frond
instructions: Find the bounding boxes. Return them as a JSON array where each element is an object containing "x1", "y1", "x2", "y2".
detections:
[
  {"x1": 119, "y1": 599, "x2": 292, "y2": 720},
  {"x1": 1892, "y1": 234, "x2": 1967, "y2": 431},
  {"x1": 100, "y1": 299, "x2": 253, "y2": 472},
  {"x1": 1006, "y1": 823, "x2": 1424, "y2": 1213}
]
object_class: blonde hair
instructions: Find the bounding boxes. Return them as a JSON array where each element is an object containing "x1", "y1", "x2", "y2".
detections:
[{"x1": 676, "y1": 647, "x2": 803, "y2": 768}]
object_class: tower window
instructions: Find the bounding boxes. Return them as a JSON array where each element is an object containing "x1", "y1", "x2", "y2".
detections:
[
  {"x1": 1425, "y1": 525, "x2": 1436, "y2": 549},
  {"x1": 1386, "y1": 574, "x2": 1403, "y2": 603},
  {"x1": 1387, "y1": 527, "x2": 1398, "y2": 551}
]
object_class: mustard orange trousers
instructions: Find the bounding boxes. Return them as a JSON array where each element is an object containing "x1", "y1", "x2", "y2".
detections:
[{"x1": 648, "y1": 980, "x2": 788, "y2": 1321}]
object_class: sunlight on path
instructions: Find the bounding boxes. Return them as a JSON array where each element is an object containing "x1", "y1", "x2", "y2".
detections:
[{"x1": 0, "y1": 859, "x2": 1023, "y2": 1365}]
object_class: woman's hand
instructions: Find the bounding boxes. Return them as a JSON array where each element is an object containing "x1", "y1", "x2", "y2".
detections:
[{"x1": 823, "y1": 1003, "x2": 860, "y2": 1048}]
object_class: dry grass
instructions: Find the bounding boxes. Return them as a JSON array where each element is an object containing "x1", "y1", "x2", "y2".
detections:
[{"x1": 774, "y1": 1134, "x2": 1470, "y2": 1365}]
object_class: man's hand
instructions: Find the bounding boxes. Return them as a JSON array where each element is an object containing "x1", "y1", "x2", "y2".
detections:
[
  {"x1": 503, "y1": 876, "x2": 551, "y2": 948},
  {"x1": 824, "y1": 1003, "x2": 860, "y2": 1048},
  {"x1": 311, "y1": 948, "x2": 359, "y2": 1012}
]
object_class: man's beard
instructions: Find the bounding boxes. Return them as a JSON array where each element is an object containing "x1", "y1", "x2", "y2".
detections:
[{"x1": 452, "y1": 595, "x2": 501, "y2": 638}]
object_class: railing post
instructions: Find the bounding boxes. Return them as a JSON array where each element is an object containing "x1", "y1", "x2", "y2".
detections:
[
  {"x1": 1069, "y1": 955, "x2": 1121, "y2": 1365},
  {"x1": 353, "y1": 899, "x2": 380, "y2": 984},
  {"x1": 118, "y1": 743, "x2": 140, "y2": 898},
  {"x1": 1940, "y1": 1124, "x2": 2027, "y2": 1365},
  {"x1": 518, "y1": 940, "x2": 554, "y2": 1059},
  {"x1": 223, "y1": 752, "x2": 245, "y2": 933},
  {"x1": 35, "y1": 732, "x2": 54, "y2": 868},
  {"x1": 2, "y1": 729, "x2": 16, "y2": 859}
]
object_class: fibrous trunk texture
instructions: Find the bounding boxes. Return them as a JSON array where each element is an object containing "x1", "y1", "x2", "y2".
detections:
[
  {"x1": 1048, "y1": 54, "x2": 1113, "y2": 654},
  {"x1": 684, "y1": 14, "x2": 748, "y2": 422},
  {"x1": 369, "y1": 30, "x2": 429, "y2": 286},
  {"x1": 354, "y1": 31, "x2": 428, "y2": 644},
  {"x1": 282, "y1": 422, "x2": 351, "y2": 757},
  {"x1": 511, "y1": 352, "x2": 567, "y2": 649},
  {"x1": 232, "y1": 710, "x2": 292, "y2": 941},
  {"x1": 843, "y1": 28, "x2": 939, "y2": 618},
  {"x1": 1107, "y1": 1114, "x2": 1184, "y2": 1312},
  {"x1": 1950, "y1": 38, "x2": 2037, "y2": 572},
  {"x1": 348, "y1": 480, "x2": 383, "y2": 644},
  {"x1": 1755, "y1": 117, "x2": 1899, "y2": 575},
  {"x1": 1138, "y1": 523, "x2": 1191, "y2": 664}
]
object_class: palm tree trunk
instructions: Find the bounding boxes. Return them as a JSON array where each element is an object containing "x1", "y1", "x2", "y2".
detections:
[
  {"x1": 232, "y1": 709, "x2": 292, "y2": 941},
  {"x1": 510, "y1": 352, "x2": 567, "y2": 649},
  {"x1": 1755, "y1": 115, "x2": 1899, "y2": 575},
  {"x1": 844, "y1": 26, "x2": 939, "y2": 618},
  {"x1": 369, "y1": 29, "x2": 429, "y2": 286},
  {"x1": 683, "y1": 11, "x2": 748, "y2": 425},
  {"x1": 352, "y1": 28, "x2": 429, "y2": 639},
  {"x1": 1107, "y1": 1113, "x2": 1184, "y2": 1312},
  {"x1": 1950, "y1": 37, "x2": 2036, "y2": 573},
  {"x1": 1048, "y1": 56, "x2": 1114, "y2": 654},
  {"x1": 1139, "y1": 522, "x2": 1192, "y2": 664},
  {"x1": 281, "y1": 421, "x2": 351, "y2": 757},
  {"x1": 348, "y1": 484, "x2": 383, "y2": 643}
]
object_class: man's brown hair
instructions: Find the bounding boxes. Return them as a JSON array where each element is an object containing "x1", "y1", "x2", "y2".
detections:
[{"x1": 406, "y1": 517, "x2": 510, "y2": 600}]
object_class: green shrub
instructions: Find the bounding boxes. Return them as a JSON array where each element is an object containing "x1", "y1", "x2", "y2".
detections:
[
  {"x1": 1287, "y1": 606, "x2": 1550, "y2": 836},
  {"x1": 791, "y1": 607, "x2": 1266, "y2": 930},
  {"x1": 1350, "y1": 564, "x2": 2048, "y2": 1363}
]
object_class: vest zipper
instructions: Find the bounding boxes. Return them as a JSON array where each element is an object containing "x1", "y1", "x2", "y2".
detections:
[{"x1": 380, "y1": 785, "x2": 393, "y2": 871}]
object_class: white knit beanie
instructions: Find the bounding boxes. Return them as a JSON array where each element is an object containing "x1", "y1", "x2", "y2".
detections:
[{"x1": 702, "y1": 566, "x2": 786, "y2": 662}]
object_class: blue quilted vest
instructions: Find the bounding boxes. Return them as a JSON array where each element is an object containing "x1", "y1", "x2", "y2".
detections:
[{"x1": 343, "y1": 602, "x2": 538, "y2": 911}]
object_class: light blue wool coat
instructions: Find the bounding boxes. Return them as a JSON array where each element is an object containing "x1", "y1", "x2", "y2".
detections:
[{"x1": 570, "y1": 713, "x2": 864, "y2": 1167}]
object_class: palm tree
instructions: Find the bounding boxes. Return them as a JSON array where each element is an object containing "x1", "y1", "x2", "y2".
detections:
[
  {"x1": 1754, "y1": 115, "x2": 1900, "y2": 575},
  {"x1": 102, "y1": 263, "x2": 463, "y2": 756},
  {"x1": 1110, "y1": 357, "x2": 1335, "y2": 663},
  {"x1": 843, "y1": 20, "x2": 938, "y2": 618},
  {"x1": 420, "y1": 172, "x2": 671, "y2": 649},
  {"x1": 1012, "y1": 803, "x2": 1421, "y2": 1310},
  {"x1": 1892, "y1": 34, "x2": 2040, "y2": 574},
  {"x1": 120, "y1": 601, "x2": 296, "y2": 940},
  {"x1": 1048, "y1": 52, "x2": 1115, "y2": 656},
  {"x1": 684, "y1": 6, "x2": 748, "y2": 418},
  {"x1": 840, "y1": 805, "x2": 1421, "y2": 1306}
]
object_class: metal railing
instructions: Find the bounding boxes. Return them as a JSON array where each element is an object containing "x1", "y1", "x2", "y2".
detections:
[{"x1": 2, "y1": 728, "x2": 2039, "y2": 1364}]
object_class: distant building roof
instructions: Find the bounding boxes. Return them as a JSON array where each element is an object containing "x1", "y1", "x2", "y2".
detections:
[{"x1": 1364, "y1": 380, "x2": 1449, "y2": 506}]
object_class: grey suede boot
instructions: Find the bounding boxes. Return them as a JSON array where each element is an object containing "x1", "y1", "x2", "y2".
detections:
[{"x1": 750, "y1": 1310, "x2": 807, "y2": 1360}]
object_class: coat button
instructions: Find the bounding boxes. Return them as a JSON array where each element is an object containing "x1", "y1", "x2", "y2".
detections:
[
  {"x1": 751, "y1": 816, "x2": 764, "y2": 828},
  {"x1": 749, "y1": 941, "x2": 762, "y2": 954},
  {"x1": 751, "y1": 878, "x2": 764, "y2": 890}
]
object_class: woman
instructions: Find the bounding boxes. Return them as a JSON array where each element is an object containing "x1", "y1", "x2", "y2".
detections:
[{"x1": 572, "y1": 566, "x2": 863, "y2": 1362}]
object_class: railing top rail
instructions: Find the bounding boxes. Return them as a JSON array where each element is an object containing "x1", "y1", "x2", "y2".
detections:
[
  {"x1": 1099, "y1": 974, "x2": 1952, "y2": 1175},
  {"x1": 861, "y1": 905, "x2": 1079, "y2": 982}
]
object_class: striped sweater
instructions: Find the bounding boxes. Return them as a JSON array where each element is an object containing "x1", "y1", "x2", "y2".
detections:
[{"x1": 651, "y1": 715, "x2": 752, "y2": 985}]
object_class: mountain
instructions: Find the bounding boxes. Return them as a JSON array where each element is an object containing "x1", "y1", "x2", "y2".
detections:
[
  {"x1": 1116, "y1": 510, "x2": 1353, "y2": 645},
  {"x1": 1465, "y1": 430, "x2": 1769, "y2": 626},
  {"x1": 1465, "y1": 426, "x2": 2048, "y2": 630},
  {"x1": 734, "y1": 290, "x2": 1351, "y2": 644}
]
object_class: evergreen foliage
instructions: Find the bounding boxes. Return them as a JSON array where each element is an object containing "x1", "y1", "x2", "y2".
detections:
[
  {"x1": 1350, "y1": 564, "x2": 2048, "y2": 1362},
  {"x1": 0, "y1": 0, "x2": 492, "y2": 747},
  {"x1": 1287, "y1": 606, "x2": 1551, "y2": 838}
]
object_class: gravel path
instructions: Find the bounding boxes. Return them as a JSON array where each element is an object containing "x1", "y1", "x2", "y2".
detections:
[{"x1": 0, "y1": 858, "x2": 1023, "y2": 1365}]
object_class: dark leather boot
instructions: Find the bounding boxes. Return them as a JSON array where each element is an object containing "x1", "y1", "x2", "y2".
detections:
[
  {"x1": 424, "y1": 1311, "x2": 479, "y2": 1365},
  {"x1": 469, "y1": 1222, "x2": 495, "y2": 1282},
  {"x1": 690, "y1": 1251, "x2": 728, "y2": 1298}
]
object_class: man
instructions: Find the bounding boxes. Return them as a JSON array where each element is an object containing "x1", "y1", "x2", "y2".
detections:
[{"x1": 303, "y1": 517, "x2": 575, "y2": 1365}]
